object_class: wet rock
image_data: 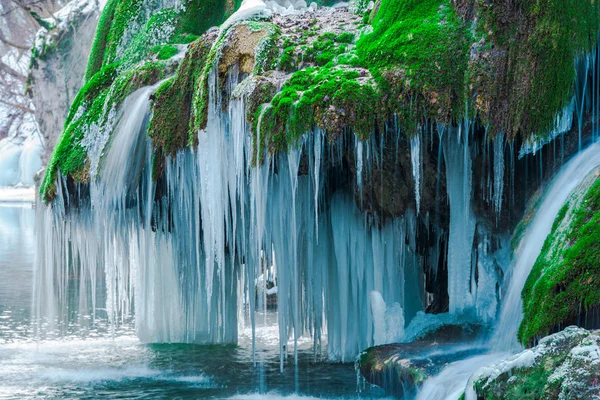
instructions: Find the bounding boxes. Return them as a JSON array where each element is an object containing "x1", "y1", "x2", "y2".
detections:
[
  {"x1": 467, "y1": 327, "x2": 600, "y2": 400},
  {"x1": 358, "y1": 321, "x2": 486, "y2": 397}
]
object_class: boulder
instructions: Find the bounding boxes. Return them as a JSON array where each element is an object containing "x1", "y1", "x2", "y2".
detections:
[{"x1": 467, "y1": 327, "x2": 600, "y2": 400}]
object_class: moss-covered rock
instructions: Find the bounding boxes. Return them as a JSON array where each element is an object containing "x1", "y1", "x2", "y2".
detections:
[
  {"x1": 85, "y1": 0, "x2": 238, "y2": 80},
  {"x1": 519, "y1": 171, "x2": 600, "y2": 346},
  {"x1": 470, "y1": 327, "x2": 600, "y2": 400},
  {"x1": 147, "y1": 30, "x2": 218, "y2": 177},
  {"x1": 357, "y1": 0, "x2": 472, "y2": 130},
  {"x1": 41, "y1": 60, "x2": 169, "y2": 201},
  {"x1": 41, "y1": 0, "x2": 244, "y2": 201},
  {"x1": 42, "y1": 0, "x2": 600, "y2": 202},
  {"x1": 464, "y1": 0, "x2": 600, "y2": 139}
]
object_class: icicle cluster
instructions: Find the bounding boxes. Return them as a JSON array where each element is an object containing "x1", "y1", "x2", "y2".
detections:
[{"x1": 34, "y1": 63, "x2": 507, "y2": 364}]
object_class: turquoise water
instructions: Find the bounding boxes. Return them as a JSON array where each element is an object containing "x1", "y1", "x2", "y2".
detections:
[{"x1": 0, "y1": 203, "x2": 387, "y2": 399}]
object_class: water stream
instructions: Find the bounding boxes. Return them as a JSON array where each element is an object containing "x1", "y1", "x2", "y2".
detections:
[{"x1": 417, "y1": 138, "x2": 600, "y2": 399}]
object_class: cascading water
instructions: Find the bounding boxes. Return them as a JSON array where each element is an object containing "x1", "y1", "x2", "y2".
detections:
[
  {"x1": 492, "y1": 138, "x2": 600, "y2": 351},
  {"x1": 33, "y1": 41, "x2": 510, "y2": 373},
  {"x1": 33, "y1": 64, "x2": 432, "y2": 363},
  {"x1": 418, "y1": 138, "x2": 600, "y2": 399}
]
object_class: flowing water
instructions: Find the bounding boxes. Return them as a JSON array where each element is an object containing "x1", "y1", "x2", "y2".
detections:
[
  {"x1": 0, "y1": 201, "x2": 389, "y2": 399},
  {"x1": 417, "y1": 138, "x2": 600, "y2": 400}
]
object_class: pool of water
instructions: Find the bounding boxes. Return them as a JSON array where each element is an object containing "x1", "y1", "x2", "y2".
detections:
[{"x1": 0, "y1": 202, "x2": 388, "y2": 399}]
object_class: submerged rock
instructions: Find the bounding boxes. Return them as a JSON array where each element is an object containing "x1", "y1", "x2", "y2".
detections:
[
  {"x1": 467, "y1": 327, "x2": 600, "y2": 400},
  {"x1": 358, "y1": 320, "x2": 486, "y2": 397}
]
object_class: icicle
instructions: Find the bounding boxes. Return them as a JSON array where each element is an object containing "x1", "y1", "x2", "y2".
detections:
[
  {"x1": 355, "y1": 137, "x2": 364, "y2": 197},
  {"x1": 313, "y1": 129, "x2": 323, "y2": 241},
  {"x1": 34, "y1": 61, "x2": 425, "y2": 364},
  {"x1": 443, "y1": 125, "x2": 476, "y2": 314},
  {"x1": 493, "y1": 132, "x2": 505, "y2": 218},
  {"x1": 410, "y1": 133, "x2": 422, "y2": 214}
]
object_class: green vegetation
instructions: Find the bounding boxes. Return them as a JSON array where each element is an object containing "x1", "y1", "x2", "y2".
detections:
[
  {"x1": 43, "y1": 0, "x2": 600, "y2": 201},
  {"x1": 519, "y1": 176, "x2": 600, "y2": 346},
  {"x1": 85, "y1": 0, "x2": 118, "y2": 80},
  {"x1": 41, "y1": 61, "x2": 167, "y2": 201},
  {"x1": 84, "y1": 0, "x2": 239, "y2": 81},
  {"x1": 255, "y1": 0, "x2": 472, "y2": 158},
  {"x1": 153, "y1": 45, "x2": 179, "y2": 60},
  {"x1": 473, "y1": 363, "x2": 556, "y2": 400},
  {"x1": 147, "y1": 36, "x2": 214, "y2": 177},
  {"x1": 29, "y1": 10, "x2": 54, "y2": 30},
  {"x1": 357, "y1": 0, "x2": 471, "y2": 127},
  {"x1": 42, "y1": 0, "x2": 243, "y2": 200},
  {"x1": 473, "y1": 0, "x2": 600, "y2": 138},
  {"x1": 255, "y1": 66, "x2": 377, "y2": 160},
  {"x1": 474, "y1": 328, "x2": 599, "y2": 399}
]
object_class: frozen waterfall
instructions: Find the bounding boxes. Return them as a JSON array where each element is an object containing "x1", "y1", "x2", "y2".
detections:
[
  {"x1": 0, "y1": 132, "x2": 43, "y2": 188},
  {"x1": 34, "y1": 64, "x2": 508, "y2": 365}
]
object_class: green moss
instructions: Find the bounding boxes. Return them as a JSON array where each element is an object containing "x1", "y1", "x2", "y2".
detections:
[
  {"x1": 474, "y1": 363, "x2": 556, "y2": 400},
  {"x1": 356, "y1": 0, "x2": 471, "y2": 128},
  {"x1": 85, "y1": 0, "x2": 119, "y2": 80},
  {"x1": 519, "y1": 176, "x2": 600, "y2": 346},
  {"x1": 155, "y1": 45, "x2": 179, "y2": 60},
  {"x1": 41, "y1": 61, "x2": 167, "y2": 201},
  {"x1": 336, "y1": 32, "x2": 355, "y2": 44},
  {"x1": 29, "y1": 10, "x2": 54, "y2": 30},
  {"x1": 110, "y1": 61, "x2": 167, "y2": 105},
  {"x1": 473, "y1": 0, "x2": 600, "y2": 138},
  {"x1": 170, "y1": 33, "x2": 199, "y2": 44},
  {"x1": 64, "y1": 64, "x2": 118, "y2": 128},
  {"x1": 40, "y1": 71, "x2": 114, "y2": 201},
  {"x1": 85, "y1": 0, "x2": 239, "y2": 82},
  {"x1": 255, "y1": 66, "x2": 378, "y2": 161},
  {"x1": 148, "y1": 35, "x2": 215, "y2": 176},
  {"x1": 42, "y1": 0, "x2": 244, "y2": 200}
]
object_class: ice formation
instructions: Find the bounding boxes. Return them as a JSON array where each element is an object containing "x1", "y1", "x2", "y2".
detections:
[
  {"x1": 444, "y1": 125, "x2": 476, "y2": 314},
  {"x1": 410, "y1": 134, "x2": 421, "y2": 214},
  {"x1": 0, "y1": 132, "x2": 43, "y2": 187},
  {"x1": 34, "y1": 48, "x2": 509, "y2": 365}
]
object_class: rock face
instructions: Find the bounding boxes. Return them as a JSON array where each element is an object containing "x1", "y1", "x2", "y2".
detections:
[
  {"x1": 467, "y1": 327, "x2": 600, "y2": 400},
  {"x1": 28, "y1": 0, "x2": 101, "y2": 164}
]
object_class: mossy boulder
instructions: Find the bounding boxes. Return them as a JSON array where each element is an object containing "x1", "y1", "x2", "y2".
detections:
[
  {"x1": 41, "y1": 0, "x2": 600, "y2": 203},
  {"x1": 469, "y1": 327, "x2": 600, "y2": 400},
  {"x1": 41, "y1": 0, "x2": 244, "y2": 201},
  {"x1": 519, "y1": 171, "x2": 600, "y2": 346}
]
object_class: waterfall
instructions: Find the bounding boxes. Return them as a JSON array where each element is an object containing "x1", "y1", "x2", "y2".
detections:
[
  {"x1": 417, "y1": 138, "x2": 600, "y2": 400},
  {"x1": 34, "y1": 68, "x2": 429, "y2": 362},
  {"x1": 492, "y1": 138, "x2": 600, "y2": 351}
]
